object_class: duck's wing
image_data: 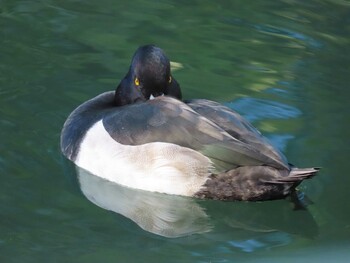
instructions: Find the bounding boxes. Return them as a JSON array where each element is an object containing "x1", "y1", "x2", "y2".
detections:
[
  {"x1": 103, "y1": 96, "x2": 288, "y2": 171},
  {"x1": 186, "y1": 99, "x2": 288, "y2": 169}
]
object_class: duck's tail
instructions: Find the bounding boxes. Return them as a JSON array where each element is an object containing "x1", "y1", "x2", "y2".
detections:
[
  {"x1": 290, "y1": 167, "x2": 320, "y2": 179},
  {"x1": 254, "y1": 166, "x2": 320, "y2": 203},
  {"x1": 267, "y1": 167, "x2": 320, "y2": 185}
]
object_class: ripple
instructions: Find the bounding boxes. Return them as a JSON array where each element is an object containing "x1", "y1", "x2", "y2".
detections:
[
  {"x1": 254, "y1": 24, "x2": 322, "y2": 48},
  {"x1": 226, "y1": 97, "x2": 302, "y2": 122}
]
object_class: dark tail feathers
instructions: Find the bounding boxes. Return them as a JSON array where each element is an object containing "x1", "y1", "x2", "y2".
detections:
[{"x1": 269, "y1": 167, "x2": 320, "y2": 184}]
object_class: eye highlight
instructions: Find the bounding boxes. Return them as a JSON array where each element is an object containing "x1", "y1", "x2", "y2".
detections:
[
  {"x1": 134, "y1": 77, "x2": 140, "y2": 86},
  {"x1": 168, "y1": 76, "x2": 172, "y2": 83}
]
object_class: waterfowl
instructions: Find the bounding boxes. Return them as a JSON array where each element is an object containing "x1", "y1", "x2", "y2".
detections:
[{"x1": 61, "y1": 45, "x2": 319, "y2": 201}]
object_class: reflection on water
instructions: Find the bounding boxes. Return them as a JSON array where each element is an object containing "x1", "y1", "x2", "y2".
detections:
[
  {"x1": 254, "y1": 24, "x2": 322, "y2": 48},
  {"x1": 78, "y1": 167, "x2": 318, "y2": 250},
  {"x1": 77, "y1": 167, "x2": 212, "y2": 238},
  {"x1": 226, "y1": 97, "x2": 301, "y2": 151},
  {"x1": 227, "y1": 232, "x2": 291, "y2": 252},
  {"x1": 227, "y1": 97, "x2": 302, "y2": 122}
]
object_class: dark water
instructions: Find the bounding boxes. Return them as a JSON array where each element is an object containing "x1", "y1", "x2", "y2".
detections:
[{"x1": 1, "y1": 0, "x2": 350, "y2": 262}]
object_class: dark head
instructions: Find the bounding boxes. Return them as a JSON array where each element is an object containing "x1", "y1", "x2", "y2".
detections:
[{"x1": 115, "y1": 45, "x2": 182, "y2": 106}]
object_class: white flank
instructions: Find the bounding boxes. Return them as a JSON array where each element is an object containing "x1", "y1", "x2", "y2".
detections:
[{"x1": 75, "y1": 120, "x2": 212, "y2": 196}]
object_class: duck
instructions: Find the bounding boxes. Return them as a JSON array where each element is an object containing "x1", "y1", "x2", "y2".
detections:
[{"x1": 61, "y1": 45, "x2": 319, "y2": 201}]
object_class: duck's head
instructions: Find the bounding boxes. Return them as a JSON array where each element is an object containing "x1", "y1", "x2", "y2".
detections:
[{"x1": 115, "y1": 45, "x2": 182, "y2": 106}]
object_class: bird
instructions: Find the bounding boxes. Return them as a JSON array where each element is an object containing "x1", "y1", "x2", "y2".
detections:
[{"x1": 60, "y1": 45, "x2": 319, "y2": 201}]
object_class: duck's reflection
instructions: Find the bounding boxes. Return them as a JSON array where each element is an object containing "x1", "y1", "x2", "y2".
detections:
[
  {"x1": 77, "y1": 167, "x2": 212, "y2": 238},
  {"x1": 77, "y1": 167, "x2": 318, "y2": 242}
]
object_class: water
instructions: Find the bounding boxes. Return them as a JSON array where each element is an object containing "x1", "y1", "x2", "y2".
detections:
[{"x1": 1, "y1": 0, "x2": 350, "y2": 262}]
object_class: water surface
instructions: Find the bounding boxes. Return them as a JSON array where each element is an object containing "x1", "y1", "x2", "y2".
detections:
[{"x1": 1, "y1": 0, "x2": 350, "y2": 262}]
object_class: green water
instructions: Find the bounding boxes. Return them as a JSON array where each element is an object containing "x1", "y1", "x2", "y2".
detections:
[{"x1": 1, "y1": 0, "x2": 350, "y2": 262}]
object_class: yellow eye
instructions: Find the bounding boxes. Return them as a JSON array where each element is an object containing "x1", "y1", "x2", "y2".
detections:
[
  {"x1": 168, "y1": 76, "x2": 172, "y2": 83},
  {"x1": 134, "y1": 77, "x2": 140, "y2": 86}
]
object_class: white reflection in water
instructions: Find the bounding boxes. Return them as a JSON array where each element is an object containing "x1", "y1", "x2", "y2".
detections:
[{"x1": 77, "y1": 167, "x2": 212, "y2": 238}]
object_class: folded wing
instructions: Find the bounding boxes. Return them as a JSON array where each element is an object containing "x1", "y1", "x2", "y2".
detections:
[{"x1": 103, "y1": 96, "x2": 289, "y2": 172}]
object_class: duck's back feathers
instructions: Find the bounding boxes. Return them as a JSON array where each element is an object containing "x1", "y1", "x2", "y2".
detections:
[
  {"x1": 187, "y1": 99, "x2": 288, "y2": 169},
  {"x1": 102, "y1": 96, "x2": 288, "y2": 171}
]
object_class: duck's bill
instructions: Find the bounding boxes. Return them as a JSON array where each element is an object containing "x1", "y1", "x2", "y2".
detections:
[{"x1": 150, "y1": 93, "x2": 164, "y2": 100}]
